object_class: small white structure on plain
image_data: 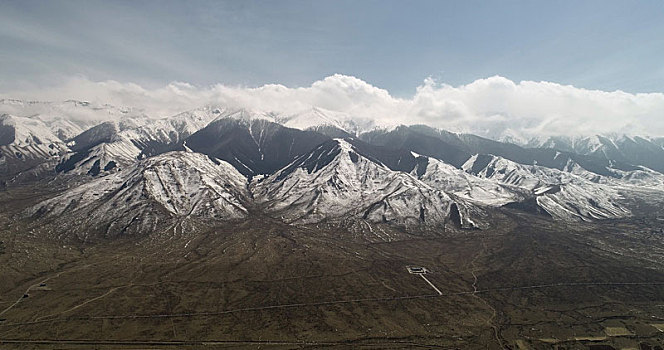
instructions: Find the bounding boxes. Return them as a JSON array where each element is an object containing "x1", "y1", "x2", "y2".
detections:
[
  {"x1": 407, "y1": 266, "x2": 442, "y2": 295},
  {"x1": 406, "y1": 266, "x2": 429, "y2": 274}
]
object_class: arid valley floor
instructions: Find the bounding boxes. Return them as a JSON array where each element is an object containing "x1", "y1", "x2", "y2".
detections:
[{"x1": 1, "y1": 186, "x2": 663, "y2": 349}]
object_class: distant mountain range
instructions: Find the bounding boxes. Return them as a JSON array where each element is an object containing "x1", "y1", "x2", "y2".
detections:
[{"x1": 2, "y1": 99, "x2": 664, "y2": 239}]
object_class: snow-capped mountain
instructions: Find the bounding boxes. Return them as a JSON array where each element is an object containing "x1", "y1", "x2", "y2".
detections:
[
  {"x1": 0, "y1": 114, "x2": 69, "y2": 182},
  {"x1": 0, "y1": 99, "x2": 148, "y2": 140},
  {"x1": 0, "y1": 114, "x2": 66, "y2": 153},
  {"x1": 415, "y1": 156, "x2": 525, "y2": 207},
  {"x1": 281, "y1": 107, "x2": 377, "y2": 136},
  {"x1": 20, "y1": 133, "x2": 657, "y2": 237},
  {"x1": 526, "y1": 134, "x2": 664, "y2": 174},
  {"x1": 1, "y1": 98, "x2": 662, "y2": 236},
  {"x1": 202, "y1": 106, "x2": 384, "y2": 136},
  {"x1": 360, "y1": 125, "x2": 653, "y2": 180},
  {"x1": 29, "y1": 151, "x2": 249, "y2": 237},
  {"x1": 252, "y1": 139, "x2": 466, "y2": 227},
  {"x1": 462, "y1": 154, "x2": 631, "y2": 221},
  {"x1": 184, "y1": 114, "x2": 330, "y2": 177},
  {"x1": 56, "y1": 107, "x2": 222, "y2": 175}
]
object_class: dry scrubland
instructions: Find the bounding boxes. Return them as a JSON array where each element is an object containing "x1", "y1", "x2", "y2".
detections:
[{"x1": 0, "y1": 186, "x2": 663, "y2": 349}]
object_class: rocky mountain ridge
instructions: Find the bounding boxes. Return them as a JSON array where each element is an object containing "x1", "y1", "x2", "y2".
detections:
[{"x1": 2, "y1": 100, "x2": 663, "y2": 237}]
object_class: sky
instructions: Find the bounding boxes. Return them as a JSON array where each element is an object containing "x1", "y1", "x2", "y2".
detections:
[{"x1": 1, "y1": 0, "x2": 664, "y2": 138}]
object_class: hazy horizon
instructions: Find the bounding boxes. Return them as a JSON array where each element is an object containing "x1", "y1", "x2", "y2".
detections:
[
  {"x1": 3, "y1": 73, "x2": 664, "y2": 140},
  {"x1": 2, "y1": 1, "x2": 664, "y2": 138}
]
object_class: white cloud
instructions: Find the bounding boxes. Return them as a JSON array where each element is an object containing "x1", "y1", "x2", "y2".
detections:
[{"x1": 2, "y1": 74, "x2": 664, "y2": 139}]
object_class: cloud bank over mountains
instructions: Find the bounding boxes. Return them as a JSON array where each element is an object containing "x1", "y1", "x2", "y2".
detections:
[{"x1": 3, "y1": 74, "x2": 664, "y2": 139}]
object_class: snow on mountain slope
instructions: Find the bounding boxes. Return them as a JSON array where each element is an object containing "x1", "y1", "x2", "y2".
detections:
[
  {"x1": 415, "y1": 156, "x2": 525, "y2": 206},
  {"x1": 4, "y1": 97, "x2": 663, "y2": 229},
  {"x1": 281, "y1": 107, "x2": 378, "y2": 136},
  {"x1": 558, "y1": 156, "x2": 664, "y2": 190},
  {"x1": 212, "y1": 108, "x2": 279, "y2": 124},
  {"x1": 207, "y1": 107, "x2": 380, "y2": 136},
  {"x1": 42, "y1": 117, "x2": 88, "y2": 141},
  {"x1": 604, "y1": 167, "x2": 664, "y2": 189},
  {"x1": 520, "y1": 134, "x2": 664, "y2": 189},
  {"x1": 0, "y1": 99, "x2": 148, "y2": 140},
  {"x1": 29, "y1": 152, "x2": 249, "y2": 237},
  {"x1": 0, "y1": 114, "x2": 63, "y2": 148},
  {"x1": 58, "y1": 106, "x2": 324, "y2": 177},
  {"x1": 526, "y1": 134, "x2": 664, "y2": 174},
  {"x1": 185, "y1": 116, "x2": 331, "y2": 177},
  {"x1": 252, "y1": 139, "x2": 473, "y2": 227},
  {"x1": 56, "y1": 121, "x2": 143, "y2": 176},
  {"x1": 525, "y1": 135, "x2": 606, "y2": 154},
  {"x1": 462, "y1": 154, "x2": 630, "y2": 221},
  {"x1": 125, "y1": 107, "x2": 223, "y2": 157},
  {"x1": 0, "y1": 114, "x2": 68, "y2": 160},
  {"x1": 57, "y1": 108, "x2": 221, "y2": 176}
]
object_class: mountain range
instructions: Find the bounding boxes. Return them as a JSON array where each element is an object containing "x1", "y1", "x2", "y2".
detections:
[{"x1": 2, "y1": 99, "x2": 664, "y2": 238}]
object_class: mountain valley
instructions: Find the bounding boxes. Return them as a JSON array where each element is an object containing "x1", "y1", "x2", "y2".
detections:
[{"x1": 0, "y1": 101, "x2": 663, "y2": 349}]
